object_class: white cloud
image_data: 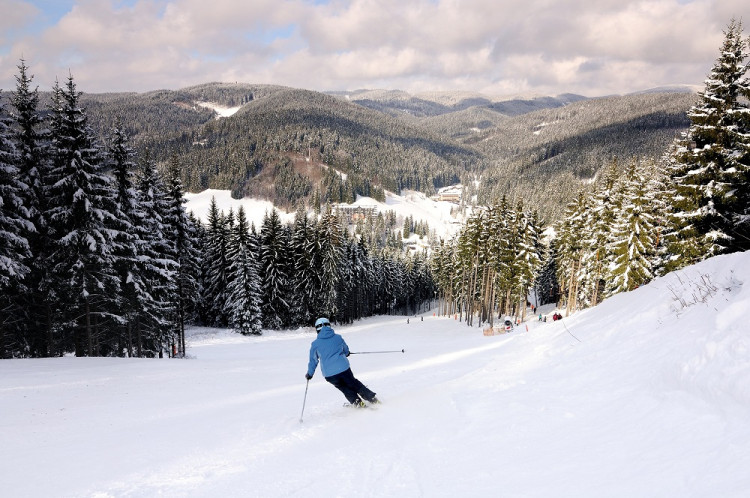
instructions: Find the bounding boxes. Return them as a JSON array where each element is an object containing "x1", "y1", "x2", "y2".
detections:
[{"x1": 1, "y1": 0, "x2": 749, "y2": 96}]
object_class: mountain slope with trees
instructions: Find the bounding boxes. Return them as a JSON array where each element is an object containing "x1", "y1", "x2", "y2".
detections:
[{"x1": 56, "y1": 83, "x2": 697, "y2": 222}]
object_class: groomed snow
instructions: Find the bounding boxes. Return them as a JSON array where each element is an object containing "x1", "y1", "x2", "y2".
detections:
[{"x1": 2, "y1": 252, "x2": 749, "y2": 497}]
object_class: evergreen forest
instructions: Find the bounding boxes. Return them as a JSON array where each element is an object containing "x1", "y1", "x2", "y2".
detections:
[{"x1": 1, "y1": 19, "x2": 749, "y2": 357}]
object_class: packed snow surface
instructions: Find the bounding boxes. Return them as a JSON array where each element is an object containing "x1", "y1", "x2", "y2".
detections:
[{"x1": 2, "y1": 252, "x2": 750, "y2": 497}]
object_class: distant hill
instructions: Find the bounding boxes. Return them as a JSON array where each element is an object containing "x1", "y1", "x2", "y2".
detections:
[
  {"x1": 327, "y1": 89, "x2": 586, "y2": 118},
  {"x1": 73, "y1": 83, "x2": 696, "y2": 223}
]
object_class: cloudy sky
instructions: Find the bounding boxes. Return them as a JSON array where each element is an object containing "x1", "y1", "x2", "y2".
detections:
[{"x1": 1, "y1": 0, "x2": 749, "y2": 97}]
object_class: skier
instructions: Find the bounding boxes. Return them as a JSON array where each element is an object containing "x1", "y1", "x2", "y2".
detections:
[{"x1": 305, "y1": 317, "x2": 379, "y2": 408}]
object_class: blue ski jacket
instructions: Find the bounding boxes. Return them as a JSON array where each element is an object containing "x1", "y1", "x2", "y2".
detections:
[{"x1": 307, "y1": 325, "x2": 351, "y2": 378}]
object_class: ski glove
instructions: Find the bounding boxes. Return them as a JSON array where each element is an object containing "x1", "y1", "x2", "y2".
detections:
[{"x1": 305, "y1": 373, "x2": 312, "y2": 380}]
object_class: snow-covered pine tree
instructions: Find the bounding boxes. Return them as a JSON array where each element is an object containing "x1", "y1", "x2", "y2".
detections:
[
  {"x1": 494, "y1": 197, "x2": 519, "y2": 317},
  {"x1": 135, "y1": 152, "x2": 177, "y2": 356},
  {"x1": 203, "y1": 197, "x2": 230, "y2": 326},
  {"x1": 646, "y1": 160, "x2": 675, "y2": 277},
  {"x1": 335, "y1": 232, "x2": 356, "y2": 323},
  {"x1": 607, "y1": 160, "x2": 658, "y2": 295},
  {"x1": 0, "y1": 96, "x2": 32, "y2": 358},
  {"x1": 186, "y1": 211, "x2": 208, "y2": 325},
  {"x1": 455, "y1": 209, "x2": 484, "y2": 324},
  {"x1": 580, "y1": 161, "x2": 621, "y2": 307},
  {"x1": 350, "y1": 238, "x2": 374, "y2": 321},
  {"x1": 11, "y1": 59, "x2": 53, "y2": 356},
  {"x1": 226, "y1": 206, "x2": 262, "y2": 335},
  {"x1": 535, "y1": 242, "x2": 560, "y2": 307},
  {"x1": 259, "y1": 209, "x2": 291, "y2": 329},
  {"x1": 555, "y1": 191, "x2": 591, "y2": 315},
  {"x1": 46, "y1": 75, "x2": 121, "y2": 356},
  {"x1": 226, "y1": 206, "x2": 251, "y2": 281},
  {"x1": 0, "y1": 97, "x2": 30, "y2": 287},
  {"x1": 409, "y1": 251, "x2": 434, "y2": 315},
  {"x1": 164, "y1": 155, "x2": 199, "y2": 356},
  {"x1": 513, "y1": 202, "x2": 542, "y2": 320},
  {"x1": 316, "y1": 208, "x2": 343, "y2": 320},
  {"x1": 664, "y1": 19, "x2": 750, "y2": 266},
  {"x1": 429, "y1": 239, "x2": 449, "y2": 314},
  {"x1": 107, "y1": 122, "x2": 145, "y2": 355},
  {"x1": 290, "y1": 206, "x2": 317, "y2": 326}
]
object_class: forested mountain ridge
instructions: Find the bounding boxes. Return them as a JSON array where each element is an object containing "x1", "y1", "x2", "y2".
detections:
[
  {"x1": 63, "y1": 83, "x2": 697, "y2": 221},
  {"x1": 328, "y1": 88, "x2": 587, "y2": 119},
  {"x1": 467, "y1": 92, "x2": 696, "y2": 220}
]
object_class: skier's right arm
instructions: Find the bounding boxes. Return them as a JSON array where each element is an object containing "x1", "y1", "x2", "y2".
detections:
[{"x1": 307, "y1": 346, "x2": 319, "y2": 379}]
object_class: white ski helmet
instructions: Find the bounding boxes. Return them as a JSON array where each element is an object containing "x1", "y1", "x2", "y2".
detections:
[{"x1": 315, "y1": 317, "x2": 331, "y2": 331}]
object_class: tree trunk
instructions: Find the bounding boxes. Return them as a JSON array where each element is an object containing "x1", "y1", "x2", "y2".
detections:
[{"x1": 86, "y1": 297, "x2": 93, "y2": 356}]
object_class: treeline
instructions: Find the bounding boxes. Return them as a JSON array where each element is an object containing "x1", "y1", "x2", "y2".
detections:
[
  {"x1": 468, "y1": 92, "x2": 695, "y2": 223},
  {"x1": 555, "y1": 20, "x2": 750, "y2": 315},
  {"x1": 437, "y1": 19, "x2": 750, "y2": 324},
  {"x1": 0, "y1": 63, "x2": 197, "y2": 358},
  {"x1": 0, "y1": 63, "x2": 435, "y2": 358},
  {"x1": 430, "y1": 198, "x2": 542, "y2": 328},
  {"x1": 197, "y1": 201, "x2": 435, "y2": 333}
]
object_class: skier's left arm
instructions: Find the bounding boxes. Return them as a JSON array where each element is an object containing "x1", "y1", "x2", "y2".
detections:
[{"x1": 342, "y1": 338, "x2": 350, "y2": 357}]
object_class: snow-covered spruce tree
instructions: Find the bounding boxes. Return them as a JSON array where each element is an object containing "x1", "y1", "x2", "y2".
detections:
[
  {"x1": 316, "y1": 208, "x2": 344, "y2": 320},
  {"x1": 579, "y1": 161, "x2": 621, "y2": 307},
  {"x1": 46, "y1": 75, "x2": 121, "y2": 356},
  {"x1": 187, "y1": 211, "x2": 208, "y2": 325},
  {"x1": 404, "y1": 251, "x2": 433, "y2": 316},
  {"x1": 513, "y1": 202, "x2": 542, "y2": 320},
  {"x1": 351, "y1": 238, "x2": 376, "y2": 320},
  {"x1": 555, "y1": 191, "x2": 591, "y2": 315},
  {"x1": 163, "y1": 155, "x2": 200, "y2": 356},
  {"x1": 475, "y1": 206, "x2": 495, "y2": 326},
  {"x1": 454, "y1": 209, "x2": 483, "y2": 324},
  {"x1": 289, "y1": 206, "x2": 318, "y2": 326},
  {"x1": 259, "y1": 209, "x2": 291, "y2": 329},
  {"x1": 226, "y1": 206, "x2": 251, "y2": 282},
  {"x1": 226, "y1": 207, "x2": 262, "y2": 335},
  {"x1": 607, "y1": 160, "x2": 659, "y2": 295},
  {"x1": 335, "y1": 232, "x2": 356, "y2": 324},
  {"x1": 0, "y1": 96, "x2": 32, "y2": 358},
  {"x1": 203, "y1": 196, "x2": 230, "y2": 326},
  {"x1": 664, "y1": 19, "x2": 750, "y2": 267},
  {"x1": 534, "y1": 242, "x2": 560, "y2": 307},
  {"x1": 107, "y1": 122, "x2": 146, "y2": 355},
  {"x1": 430, "y1": 238, "x2": 456, "y2": 315},
  {"x1": 11, "y1": 60, "x2": 53, "y2": 356},
  {"x1": 493, "y1": 198, "x2": 520, "y2": 318},
  {"x1": 135, "y1": 152, "x2": 177, "y2": 356},
  {"x1": 381, "y1": 252, "x2": 403, "y2": 315}
]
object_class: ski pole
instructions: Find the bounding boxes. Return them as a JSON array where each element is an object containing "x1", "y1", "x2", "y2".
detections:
[
  {"x1": 299, "y1": 379, "x2": 309, "y2": 423},
  {"x1": 349, "y1": 349, "x2": 405, "y2": 354}
]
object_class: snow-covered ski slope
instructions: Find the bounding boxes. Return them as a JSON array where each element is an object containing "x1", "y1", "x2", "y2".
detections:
[{"x1": 2, "y1": 252, "x2": 749, "y2": 497}]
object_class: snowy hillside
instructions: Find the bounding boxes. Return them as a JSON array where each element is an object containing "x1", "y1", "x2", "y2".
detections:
[
  {"x1": 2, "y1": 252, "x2": 749, "y2": 497},
  {"x1": 195, "y1": 101, "x2": 243, "y2": 118},
  {"x1": 184, "y1": 188, "x2": 465, "y2": 239}
]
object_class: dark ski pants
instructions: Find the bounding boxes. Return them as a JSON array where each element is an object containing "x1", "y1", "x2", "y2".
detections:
[{"x1": 325, "y1": 368, "x2": 376, "y2": 404}]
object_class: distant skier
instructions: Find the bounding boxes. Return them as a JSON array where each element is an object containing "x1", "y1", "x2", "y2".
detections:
[{"x1": 305, "y1": 317, "x2": 379, "y2": 408}]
